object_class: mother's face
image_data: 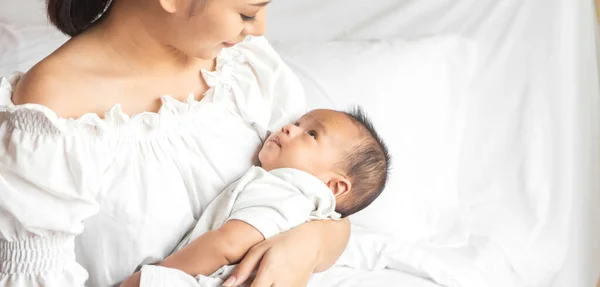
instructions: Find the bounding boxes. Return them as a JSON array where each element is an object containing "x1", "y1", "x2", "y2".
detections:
[{"x1": 158, "y1": 0, "x2": 269, "y2": 60}]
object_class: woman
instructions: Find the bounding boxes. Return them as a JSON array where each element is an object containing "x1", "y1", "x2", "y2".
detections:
[{"x1": 0, "y1": 0, "x2": 350, "y2": 286}]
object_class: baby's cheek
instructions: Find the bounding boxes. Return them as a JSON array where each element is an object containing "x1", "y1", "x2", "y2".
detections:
[
  {"x1": 288, "y1": 150, "x2": 314, "y2": 170},
  {"x1": 257, "y1": 148, "x2": 270, "y2": 165}
]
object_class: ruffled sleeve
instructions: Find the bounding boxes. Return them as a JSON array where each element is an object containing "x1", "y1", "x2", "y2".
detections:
[
  {"x1": 0, "y1": 75, "x2": 102, "y2": 286},
  {"x1": 209, "y1": 36, "x2": 306, "y2": 139},
  {"x1": 237, "y1": 36, "x2": 306, "y2": 131}
]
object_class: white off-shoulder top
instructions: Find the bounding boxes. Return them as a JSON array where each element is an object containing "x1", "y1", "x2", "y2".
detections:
[{"x1": 0, "y1": 36, "x2": 305, "y2": 287}]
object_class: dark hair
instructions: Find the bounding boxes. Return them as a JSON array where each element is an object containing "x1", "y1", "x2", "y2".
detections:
[
  {"x1": 47, "y1": 0, "x2": 112, "y2": 36},
  {"x1": 336, "y1": 106, "x2": 391, "y2": 218}
]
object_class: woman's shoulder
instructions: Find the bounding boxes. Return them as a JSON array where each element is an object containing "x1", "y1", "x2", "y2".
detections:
[
  {"x1": 11, "y1": 52, "x2": 93, "y2": 119},
  {"x1": 12, "y1": 58, "x2": 63, "y2": 104}
]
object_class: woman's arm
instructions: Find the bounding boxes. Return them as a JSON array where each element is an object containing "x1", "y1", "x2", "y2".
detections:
[
  {"x1": 223, "y1": 218, "x2": 350, "y2": 287},
  {"x1": 0, "y1": 74, "x2": 101, "y2": 287},
  {"x1": 313, "y1": 219, "x2": 351, "y2": 272}
]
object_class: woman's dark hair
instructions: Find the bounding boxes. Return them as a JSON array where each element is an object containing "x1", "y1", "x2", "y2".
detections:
[{"x1": 47, "y1": 0, "x2": 112, "y2": 36}]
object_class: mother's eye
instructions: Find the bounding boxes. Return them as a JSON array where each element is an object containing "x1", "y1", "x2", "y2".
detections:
[{"x1": 240, "y1": 14, "x2": 257, "y2": 22}]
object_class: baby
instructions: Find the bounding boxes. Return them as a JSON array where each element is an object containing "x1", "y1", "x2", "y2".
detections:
[{"x1": 121, "y1": 107, "x2": 390, "y2": 287}]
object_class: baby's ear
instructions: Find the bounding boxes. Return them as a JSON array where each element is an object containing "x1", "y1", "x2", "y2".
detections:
[{"x1": 327, "y1": 175, "x2": 352, "y2": 199}]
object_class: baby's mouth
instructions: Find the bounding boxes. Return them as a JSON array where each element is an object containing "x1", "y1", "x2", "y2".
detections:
[{"x1": 272, "y1": 136, "x2": 281, "y2": 147}]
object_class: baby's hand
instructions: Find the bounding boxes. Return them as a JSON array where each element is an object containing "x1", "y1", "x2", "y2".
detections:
[{"x1": 119, "y1": 271, "x2": 141, "y2": 287}]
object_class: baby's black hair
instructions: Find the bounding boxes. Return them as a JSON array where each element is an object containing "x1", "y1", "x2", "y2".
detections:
[{"x1": 337, "y1": 106, "x2": 391, "y2": 218}]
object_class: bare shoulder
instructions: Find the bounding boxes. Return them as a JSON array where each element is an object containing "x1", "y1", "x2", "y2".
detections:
[{"x1": 12, "y1": 54, "x2": 87, "y2": 118}]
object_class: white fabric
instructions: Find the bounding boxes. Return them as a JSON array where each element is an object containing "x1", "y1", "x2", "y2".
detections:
[
  {"x1": 308, "y1": 266, "x2": 441, "y2": 287},
  {"x1": 178, "y1": 166, "x2": 338, "y2": 244},
  {"x1": 1, "y1": 0, "x2": 598, "y2": 286},
  {"x1": 139, "y1": 264, "x2": 248, "y2": 287},
  {"x1": 0, "y1": 36, "x2": 306, "y2": 287},
  {"x1": 273, "y1": 37, "x2": 475, "y2": 247},
  {"x1": 139, "y1": 167, "x2": 339, "y2": 287},
  {"x1": 140, "y1": 263, "x2": 445, "y2": 287},
  {"x1": 267, "y1": 1, "x2": 600, "y2": 287},
  {"x1": 138, "y1": 265, "x2": 445, "y2": 287},
  {"x1": 141, "y1": 265, "x2": 205, "y2": 287},
  {"x1": 0, "y1": 1, "x2": 47, "y2": 27},
  {"x1": 337, "y1": 227, "x2": 488, "y2": 287},
  {"x1": 0, "y1": 25, "x2": 67, "y2": 76}
]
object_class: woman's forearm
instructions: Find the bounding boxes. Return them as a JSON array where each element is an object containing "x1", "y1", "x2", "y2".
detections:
[
  {"x1": 223, "y1": 218, "x2": 351, "y2": 286},
  {"x1": 313, "y1": 218, "x2": 350, "y2": 273}
]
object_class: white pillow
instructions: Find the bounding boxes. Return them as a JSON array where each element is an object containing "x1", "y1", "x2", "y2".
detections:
[
  {"x1": 0, "y1": 0, "x2": 67, "y2": 75},
  {"x1": 0, "y1": 24, "x2": 67, "y2": 76},
  {"x1": 0, "y1": 0, "x2": 49, "y2": 27},
  {"x1": 273, "y1": 36, "x2": 477, "y2": 246}
]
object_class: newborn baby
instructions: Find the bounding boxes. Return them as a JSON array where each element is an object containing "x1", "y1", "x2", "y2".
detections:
[{"x1": 121, "y1": 108, "x2": 390, "y2": 287}]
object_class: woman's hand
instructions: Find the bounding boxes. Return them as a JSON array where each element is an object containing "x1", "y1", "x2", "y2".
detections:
[
  {"x1": 223, "y1": 219, "x2": 350, "y2": 287},
  {"x1": 118, "y1": 271, "x2": 141, "y2": 287}
]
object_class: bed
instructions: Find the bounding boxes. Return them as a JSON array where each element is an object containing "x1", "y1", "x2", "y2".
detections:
[
  {"x1": 1, "y1": 0, "x2": 598, "y2": 286},
  {"x1": 308, "y1": 267, "x2": 440, "y2": 287}
]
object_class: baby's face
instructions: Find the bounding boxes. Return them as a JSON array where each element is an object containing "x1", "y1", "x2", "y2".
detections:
[{"x1": 259, "y1": 109, "x2": 361, "y2": 178}]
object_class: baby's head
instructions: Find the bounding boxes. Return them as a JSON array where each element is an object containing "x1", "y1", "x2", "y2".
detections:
[{"x1": 259, "y1": 108, "x2": 390, "y2": 217}]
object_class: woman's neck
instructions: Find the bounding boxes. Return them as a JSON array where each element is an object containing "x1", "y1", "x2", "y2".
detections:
[{"x1": 79, "y1": 0, "x2": 214, "y2": 74}]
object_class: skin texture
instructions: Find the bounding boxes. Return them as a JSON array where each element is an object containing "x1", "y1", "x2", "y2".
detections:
[
  {"x1": 13, "y1": 0, "x2": 268, "y2": 117},
  {"x1": 12, "y1": 0, "x2": 352, "y2": 286}
]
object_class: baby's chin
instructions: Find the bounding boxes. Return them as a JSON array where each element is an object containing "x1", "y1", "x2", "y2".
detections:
[
  {"x1": 257, "y1": 150, "x2": 276, "y2": 171},
  {"x1": 258, "y1": 154, "x2": 295, "y2": 172}
]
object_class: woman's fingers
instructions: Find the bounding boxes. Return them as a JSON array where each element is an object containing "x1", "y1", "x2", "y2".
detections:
[
  {"x1": 249, "y1": 260, "x2": 275, "y2": 287},
  {"x1": 225, "y1": 244, "x2": 267, "y2": 287}
]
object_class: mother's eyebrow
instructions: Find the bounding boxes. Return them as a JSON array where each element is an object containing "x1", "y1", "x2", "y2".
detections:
[{"x1": 250, "y1": 1, "x2": 271, "y2": 7}]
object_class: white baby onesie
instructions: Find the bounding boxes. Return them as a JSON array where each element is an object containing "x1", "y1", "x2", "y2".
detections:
[{"x1": 139, "y1": 166, "x2": 340, "y2": 287}]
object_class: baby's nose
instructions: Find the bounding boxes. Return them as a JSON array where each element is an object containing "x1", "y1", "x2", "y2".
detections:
[{"x1": 281, "y1": 124, "x2": 299, "y2": 136}]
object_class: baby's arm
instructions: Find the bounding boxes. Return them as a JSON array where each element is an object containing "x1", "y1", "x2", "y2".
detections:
[
  {"x1": 161, "y1": 219, "x2": 264, "y2": 276},
  {"x1": 119, "y1": 220, "x2": 263, "y2": 287}
]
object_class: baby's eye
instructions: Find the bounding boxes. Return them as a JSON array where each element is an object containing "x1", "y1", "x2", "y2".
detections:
[
  {"x1": 294, "y1": 122, "x2": 300, "y2": 127},
  {"x1": 308, "y1": 130, "x2": 317, "y2": 139}
]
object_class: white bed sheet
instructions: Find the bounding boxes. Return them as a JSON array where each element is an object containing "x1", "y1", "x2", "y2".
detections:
[
  {"x1": 308, "y1": 267, "x2": 440, "y2": 287},
  {"x1": 266, "y1": 1, "x2": 600, "y2": 287}
]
